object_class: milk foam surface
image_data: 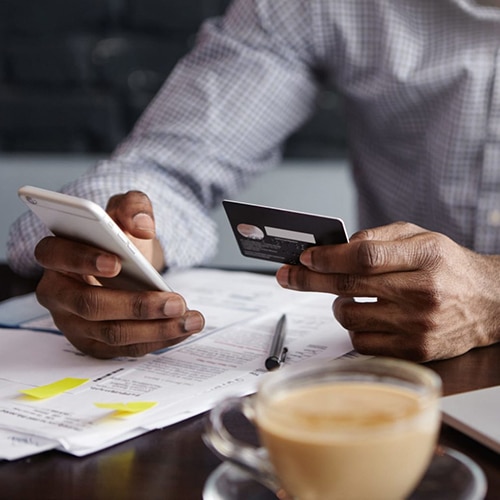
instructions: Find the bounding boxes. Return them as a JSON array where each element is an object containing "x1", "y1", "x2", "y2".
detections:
[{"x1": 256, "y1": 382, "x2": 439, "y2": 500}]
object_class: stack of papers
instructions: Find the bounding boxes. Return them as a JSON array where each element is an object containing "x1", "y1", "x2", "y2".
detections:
[{"x1": 0, "y1": 268, "x2": 354, "y2": 461}]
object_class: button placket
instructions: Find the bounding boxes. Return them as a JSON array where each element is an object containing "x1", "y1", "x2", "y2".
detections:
[{"x1": 475, "y1": 47, "x2": 500, "y2": 252}]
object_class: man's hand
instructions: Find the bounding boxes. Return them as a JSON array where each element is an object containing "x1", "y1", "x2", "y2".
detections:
[
  {"x1": 276, "y1": 222, "x2": 500, "y2": 362},
  {"x1": 34, "y1": 191, "x2": 205, "y2": 359}
]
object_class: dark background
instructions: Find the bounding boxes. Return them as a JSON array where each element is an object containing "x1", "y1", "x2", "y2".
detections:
[{"x1": 0, "y1": 0, "x2": 347, "y2": 158}]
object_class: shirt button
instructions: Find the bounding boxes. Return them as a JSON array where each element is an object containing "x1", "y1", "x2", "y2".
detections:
[{"x1": 488, "y1": 209, "x2": 500, "y2": 226}]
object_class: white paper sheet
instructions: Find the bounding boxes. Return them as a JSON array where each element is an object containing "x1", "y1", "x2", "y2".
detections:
[
  {"x1": 441, "y1": 385, "x2": 500, "y2": 454},
  {"x1": 0, "y1": 269, "x2": 353, "y2": 460}
]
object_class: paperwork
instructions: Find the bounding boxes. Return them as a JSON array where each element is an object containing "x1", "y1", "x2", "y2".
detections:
[{"x1": 0, "y1": 268, "x2": 353, "y2": 461}]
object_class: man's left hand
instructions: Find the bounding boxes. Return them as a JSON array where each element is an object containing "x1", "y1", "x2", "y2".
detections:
[{"x1": 276, "y1": 221, "x2": 500, "y2": 362}]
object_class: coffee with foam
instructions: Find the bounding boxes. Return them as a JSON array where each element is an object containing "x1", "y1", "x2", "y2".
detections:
[
  {"x1": 256, "y1": 381, "x2": 440, "y2": 500},
  {"x1": 204, "y1": 358, "x2": 441, "y2": 500}
]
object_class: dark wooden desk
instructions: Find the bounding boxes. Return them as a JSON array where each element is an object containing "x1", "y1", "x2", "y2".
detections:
[{"x1": 0, "y1": 266, "x2": 499, "y2": 500}]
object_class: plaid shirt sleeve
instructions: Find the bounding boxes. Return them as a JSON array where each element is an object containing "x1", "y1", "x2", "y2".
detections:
[
  {"x1": 9, "y1": 0, "x2": 500, "y2": 276},
  {"x1": 7, "y1": 0, "x2": 320, "y2": 276}
]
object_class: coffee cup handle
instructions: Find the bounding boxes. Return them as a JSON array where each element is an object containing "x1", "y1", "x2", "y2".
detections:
[{"x1": 203, "y1": 396, "x2": 281, "y2": 492}]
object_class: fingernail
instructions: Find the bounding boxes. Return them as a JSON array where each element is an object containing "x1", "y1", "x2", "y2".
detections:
[
  {"x1": 96, "y1": 254, "x2": 119, "y2": 274},
  {"x1": 163, "y1": 296, "x2": 186, "y2": 316},
  {"x1": 299, "y1": 250, "x2": 312, "y2": 267},
  {"x1": 184, "y1": 312, "x2": 205, "y2": 333},
  {"x1": 133, "y1": 213, "x2": 155, "y2": 233}
]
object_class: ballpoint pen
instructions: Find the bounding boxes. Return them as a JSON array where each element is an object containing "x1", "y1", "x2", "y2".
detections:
[{"x1": 265, "y1": 314, "x2": 288, "y2": 371}]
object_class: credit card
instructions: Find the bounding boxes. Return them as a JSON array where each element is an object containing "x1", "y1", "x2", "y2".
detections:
[{"x1": 223, "y1": 200, "x2": 349, "y2": 265}]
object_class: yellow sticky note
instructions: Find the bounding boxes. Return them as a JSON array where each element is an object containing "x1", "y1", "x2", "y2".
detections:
[
  {"x1": 94, "y1": 401, "x2": 157, "y2": 415},
  {"x1": 20, "y1": 377, "x2": 89, "y2": 399}
]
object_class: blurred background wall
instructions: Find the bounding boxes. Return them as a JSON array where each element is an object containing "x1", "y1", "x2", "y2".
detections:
[{"x1": 0, "y1": 0, "x2": 355, "y2": 270}]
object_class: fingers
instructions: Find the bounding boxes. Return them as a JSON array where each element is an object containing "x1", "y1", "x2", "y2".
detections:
[
  {"x1": 35, "y1": 190, "x2": 165, "y2": 277},
  {"x1": 274, "y1": 221, "x2": 492, "y2": 362},
  {"x1": 347, "y1": 330, "x2": 431, "y2": 363},
  {"x1": 299, "y1": 229, "x2": 446, "y2": 276},
  {"x1": 36, "y1": 271, "x2": 187, "y2": 320},
  {"x1": 55, "y1": 314, "x2": 203, "y2": 359},
  {"x1": 277, "y1": 227, "x2": 454, "y2": 299},
  {"x1": 105, "y1": 190, "x2": 165, "y2": 270},
  {"x1": 276, "y1": 221, "x2": 451, "y2": 296},
  {"x1": 276, "y1": 263, "x2": 402, "y2": 299},
  {"x1": 33, "y1": 190, "x2": 177, "y2": 359},
  {"x1": 36, "y1": 271, "x2": 205, "y2": 359},
  {"x1": 332, "y1": 296, "x2": 437, "y2": 362},
  {"x1": 35, "y1": 236, "x2": 121, "y2": 277},
  {"x1": 106, "y1": 191, "x2": 156, "y2": 240},
  {"x1": 349, "y1": 221, "x2": 428, "y2": 243}
]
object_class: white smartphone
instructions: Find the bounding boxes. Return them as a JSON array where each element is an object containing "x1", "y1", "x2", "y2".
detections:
[{"x1": 18, "y1": 185, "x2": 172, "y2": 292}]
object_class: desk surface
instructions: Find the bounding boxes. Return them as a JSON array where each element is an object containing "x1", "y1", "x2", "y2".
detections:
[{"x1": 0, "y1": 266, "x2": 499, "y2": 500}]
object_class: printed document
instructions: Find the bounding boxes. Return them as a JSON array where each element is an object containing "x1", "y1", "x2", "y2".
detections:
[{"x1": 0, "y1": 268, "x2": 353, "y2": 460}]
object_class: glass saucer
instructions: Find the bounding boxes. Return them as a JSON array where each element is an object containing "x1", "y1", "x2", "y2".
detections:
[{"x1": 203, "y1": 447, "x2": 487, "y2": 500}]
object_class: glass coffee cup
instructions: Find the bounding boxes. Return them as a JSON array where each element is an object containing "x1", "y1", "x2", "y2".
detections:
[{"x1": 203, "y1": 357, "x2": 442, "y2": 500}]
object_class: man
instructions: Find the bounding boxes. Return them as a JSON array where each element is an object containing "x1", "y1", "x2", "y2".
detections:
[{"x1": 7, "y1": 0, "x2": 500, "y2": 360}]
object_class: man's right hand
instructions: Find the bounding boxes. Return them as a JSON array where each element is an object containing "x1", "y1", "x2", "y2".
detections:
[{"x1": 33, "y1": 191, "x2": 205, "y2": 359}]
